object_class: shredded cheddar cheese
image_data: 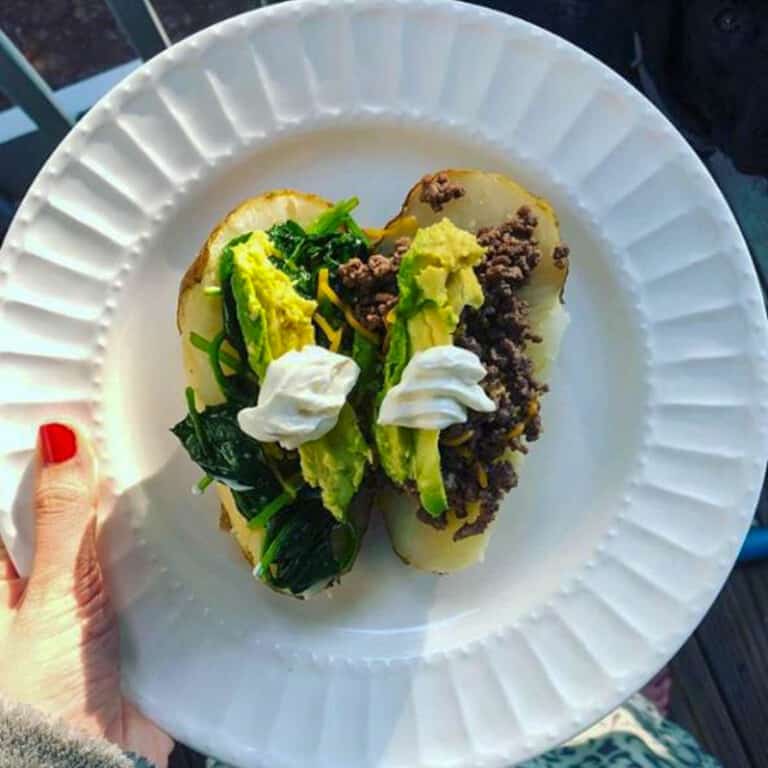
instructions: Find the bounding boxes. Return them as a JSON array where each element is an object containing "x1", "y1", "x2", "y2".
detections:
[
  {"x1": 344, "y1": 311, "x2": 380, "y2": 345},
  {"x1": 476, "y1": 463, "x2": 488, "y2": 489},
  {"x1": 507, "y1": 398, "x2": 540, "y2": 442},
  {"x1": 466, "y1": 500, "x2": 482, "y2": 523},
  {"x1": 363, "y1": 226, "x2": 387, "y2": 241},
  {"x1": 317, "y1": 268, "x2": 344, "y2": 310},
  {"x1": 313, "y1": 312, "x2": 343, "y2": 352},
  {"x1": 442, "y1": 430, "x2": 474, "y2": 447},
  {"x1": 316, "y1": 267, "x2": 380, "y2": 345}
]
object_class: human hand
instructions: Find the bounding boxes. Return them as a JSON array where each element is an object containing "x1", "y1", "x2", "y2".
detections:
[{"x1": 0, "y1": 423, "x2": 173, "y2": 767}]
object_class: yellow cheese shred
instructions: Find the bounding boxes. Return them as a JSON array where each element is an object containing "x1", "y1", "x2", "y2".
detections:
[
  {"x1": 316, "y1": 267, "x2": 380, "y2": 345},
  {"x1": 465, "y1": 500, "x2": 482, "y2": 523},
  {"x1": 363, "y1": 226, "x2": 387, "y2": 241},
  {"x1": 317, "y1": 268, "x2": 344, "y2": 310},
  {"x1": 475, "y1": 463, "x2": 488, "y2": 489},
  {"x1": 442, "y1": 430, "x2": 474, "y2": 447},
  {"x1": 345, "y1": 311, "x2": 380, "y2": 345},
  {"x1": 313, "y1": 313, "x2": 343, "y2": 352},
  {"x1": 507, "y1": 398, "x2": 540, "y2": 442}
]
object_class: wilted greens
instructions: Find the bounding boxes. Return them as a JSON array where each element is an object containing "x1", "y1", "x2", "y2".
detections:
[
  {"x1": 267, "y1": 198, "x2": 369, "y2": 299},
  {"x1": 172, "y1": 389, "x2": 280, "y2": 500},
  {"x1": 255, "y1": 488, "x2": 360, "y2": 595}
]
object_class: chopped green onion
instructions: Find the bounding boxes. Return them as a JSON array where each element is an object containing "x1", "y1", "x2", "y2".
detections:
[
  {"x1": 247, "y1": 490, "x2": 293, "y2": 529},
  {"x1": 189, "y1": 331, "x2": 245, "y2": 374},
  {"x1": 208, "y1": 331, "x2": 231, "y2": 397},
  {"x1": 307, "y1": 197, "x2": 360, "y2": 236},
  {"x1": 184, "y1": 387, "x2": 207, "y2": 454},
  {"x1": 258, "y1": 516, "x2": 302, "y2": 571},
  {"x1": 196, "y1": 474, "x2": 213, "y2": 493},
  {"x1": 345, "y1": 214, "x2": 369, "y2": 245}
]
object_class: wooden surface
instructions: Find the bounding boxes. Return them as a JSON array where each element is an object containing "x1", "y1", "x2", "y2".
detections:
[{"x1": 670, "y1": 486, "x2": 768, "y2": 766}]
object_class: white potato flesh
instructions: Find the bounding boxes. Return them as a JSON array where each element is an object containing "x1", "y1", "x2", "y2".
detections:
[
  {"x1": 177, "y1": 191, "x2": 331, "y2": 568},
  {"x1": 380, "y1": 170, "x2": 569, "y2": 573}
]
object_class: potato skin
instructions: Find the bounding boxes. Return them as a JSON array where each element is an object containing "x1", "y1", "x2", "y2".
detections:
[{"x1": 178, "y1": 190, "x2": 332, "y2": 330}]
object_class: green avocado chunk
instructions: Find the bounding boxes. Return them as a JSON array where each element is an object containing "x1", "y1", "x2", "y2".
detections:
[
  {"x1": 299, "y1": 403, "x2": 371, "y2": 520},
  {"x1": 229, "y1": 231, "x2": 316, "y2": 379},
  {"x1": 375, "y1": 218, "x2": 485, "y2": 516}
]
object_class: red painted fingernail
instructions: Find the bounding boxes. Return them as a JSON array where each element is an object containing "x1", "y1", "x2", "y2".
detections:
[{"x1": 39, "y1": 423, "x2": 77, "y2": 464}]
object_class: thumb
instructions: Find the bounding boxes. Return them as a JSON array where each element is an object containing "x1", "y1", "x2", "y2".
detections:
[{"x1": 27, "y1": 423, "x2": 99, "y2": 600}]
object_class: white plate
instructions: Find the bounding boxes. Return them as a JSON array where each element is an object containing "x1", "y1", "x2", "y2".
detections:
[{"x1": 1, "y1": 1, "x2": 767, "y2": 766}]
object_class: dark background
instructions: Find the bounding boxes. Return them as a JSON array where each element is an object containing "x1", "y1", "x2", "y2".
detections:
[
  {"x1": 2, "y1": 0, "x2": 768, "y2": 230},
  {"x1": 2, "y1": 0, "x2": 766, "y2": 175}
]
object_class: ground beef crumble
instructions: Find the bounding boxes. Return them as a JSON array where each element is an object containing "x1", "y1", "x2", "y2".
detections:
[
  {"x1": 438, "y1": 205, "x2": 553, "y2": 541},
  {"x1": 337, "y1": 237, "x2": 410, "y2": 332},
  {"x1": 553, "y1": 243, "x2": 570, "y2": 270},
  {"x1": 419, "y1": 172, "x2": 466, "y2": 212}
]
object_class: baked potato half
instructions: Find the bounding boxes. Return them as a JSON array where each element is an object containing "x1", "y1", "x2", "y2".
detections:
[
  {"x1": 176, "y1": 191, "x2": 371, "y2": 597},
  {"x1": 376, "y1": 170, "x2": 569, "y2": 573}
]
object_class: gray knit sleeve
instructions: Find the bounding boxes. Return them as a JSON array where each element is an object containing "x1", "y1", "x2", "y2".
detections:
[{"x1": 0, "y1": 695, "x2": 153, "y2": 768}]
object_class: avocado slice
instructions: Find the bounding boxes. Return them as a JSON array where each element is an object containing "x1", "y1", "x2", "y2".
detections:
[
  {"x1": 228, "y1": 234, "x2": 370, "y2": 520},
  {"x1": 229, "y1": 231, "x2": 316, "y2": 379},
  {"x1": 375, "y1": 320, "x2": 413, "y2": 484},
  {"x1": 375, "y1": 219, "x2": 486, "y2": 515},
  {"x1": 299, "y1": 403, "x2": 371, "y2": 520}
]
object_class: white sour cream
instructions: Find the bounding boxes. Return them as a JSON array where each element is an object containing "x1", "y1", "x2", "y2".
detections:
[
  {"x1": 238, "y1": 345, "x2": 360, "y2": 450},
  {"x1": 378, "y1": 345, "x2": 496, "y2": 430}
]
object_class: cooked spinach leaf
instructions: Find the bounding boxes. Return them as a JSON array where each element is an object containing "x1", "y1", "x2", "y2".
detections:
[
  {"x1": 245, "y1": 488, "x2": 294, "y2": 529},
  {"x1": 219, "y1": 233, "x2": 252, "y2": 364},
  {"x1": 352, "y1": 330, "x2": 380, "y2": 401},
  {"x1": 266, "y1": 198, "x2": 369, "y2": 298},
  {"x1": 257, "y1": 488, "x2": 360, "y2": 595},
  {"x1": 230, "y1": 486, "x2": 281, "y2": 523},
  {"x1": 171, "y1": 389, "x2": 279, "y2": 495}
]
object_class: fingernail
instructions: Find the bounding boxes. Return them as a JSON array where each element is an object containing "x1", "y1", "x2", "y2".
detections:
[{"x1": 39, "y1": 423, "x2": 77, "y2": 464}]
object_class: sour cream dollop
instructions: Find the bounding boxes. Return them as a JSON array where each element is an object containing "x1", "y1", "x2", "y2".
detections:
[
  {"x1": 238, "y1": 345, "x2": 360, "y2": 450},
  {"x1": 378, "y1": 345, "x2": 496, "y2": 430}
]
